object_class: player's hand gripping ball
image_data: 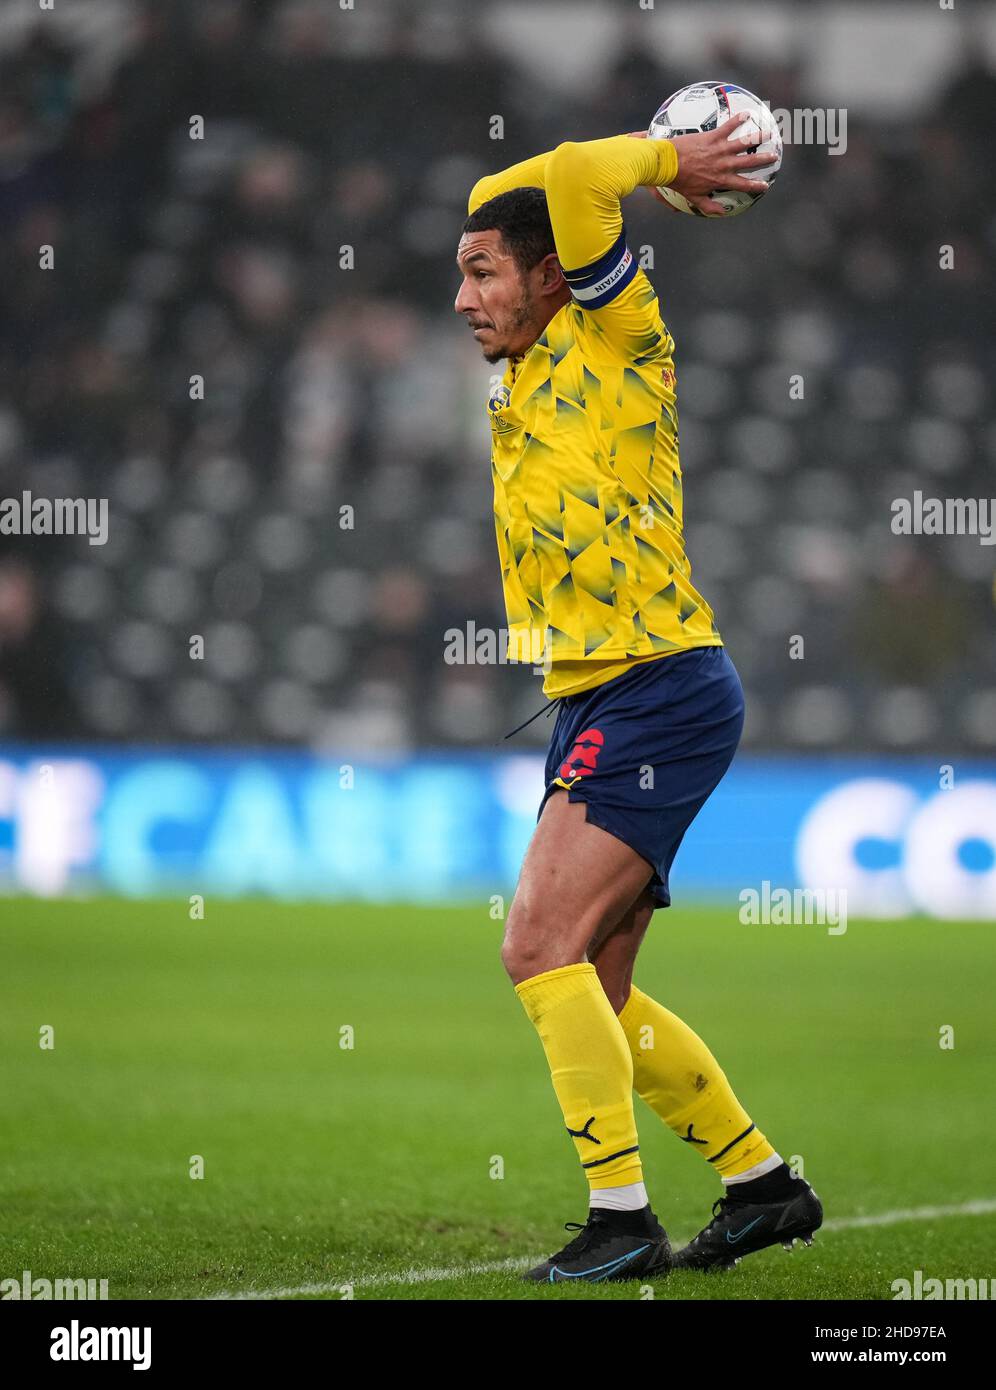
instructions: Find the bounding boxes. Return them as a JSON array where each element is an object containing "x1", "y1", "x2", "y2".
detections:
[{"x1": 649, "y1": 80, "x2": 782, "y2": 217}]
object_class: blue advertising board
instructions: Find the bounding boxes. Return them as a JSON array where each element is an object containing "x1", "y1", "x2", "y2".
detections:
[{"x1": 0, "y1": 746, "x2": 993, "y2": 918}]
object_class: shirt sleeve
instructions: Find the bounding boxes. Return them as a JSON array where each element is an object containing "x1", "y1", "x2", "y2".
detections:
[
  {"x1": 467, "y1": 150, "x2": 557, "y2": 215},
  {"x1": 544, "y1": 135, "x2": 678, "y2": 358}
]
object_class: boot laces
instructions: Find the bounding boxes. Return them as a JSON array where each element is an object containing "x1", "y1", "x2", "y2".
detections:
[
  {"x1": 691, "y1": 1195, "x2": 741, "y2": 1246},
  {"x1": 550, "y1": 1211, "x2": 609, "y2": 1261}
]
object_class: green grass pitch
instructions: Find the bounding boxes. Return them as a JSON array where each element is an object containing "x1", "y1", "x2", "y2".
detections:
[{"x1": 1, "y1": 896, "x2": 993, "y2": 1300}]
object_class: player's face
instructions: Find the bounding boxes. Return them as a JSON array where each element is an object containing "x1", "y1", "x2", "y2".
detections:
[{"x1": 454, "y1": 229, "x2": 543, "y2": 364}]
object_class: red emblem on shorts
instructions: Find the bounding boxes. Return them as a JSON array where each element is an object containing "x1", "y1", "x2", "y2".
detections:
[{"x1": 558, "y1": 727, "x2": 604, "y2": 782}]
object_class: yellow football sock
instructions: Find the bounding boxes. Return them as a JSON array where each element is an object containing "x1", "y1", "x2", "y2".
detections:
[
  {"x1": 617, "y1": 985, "x2": 775, "y2": 1178},
  {"x1": 515, "y1": 963, "x2": 644, "y2": 1191}
]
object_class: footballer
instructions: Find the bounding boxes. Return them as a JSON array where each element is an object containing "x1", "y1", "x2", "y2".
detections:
[{"x1": 454, "y1": 116, "x2": 823, "y2": 1282}]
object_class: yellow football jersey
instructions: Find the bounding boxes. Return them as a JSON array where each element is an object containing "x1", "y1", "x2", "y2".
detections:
[{"x1": 468, "y1": 136, "x2": 722, "y2": 699}]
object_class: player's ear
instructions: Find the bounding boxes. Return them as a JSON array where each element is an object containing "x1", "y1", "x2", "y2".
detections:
[{"x1": 538, "y1": 253, "x2": 565, "y2": 293}]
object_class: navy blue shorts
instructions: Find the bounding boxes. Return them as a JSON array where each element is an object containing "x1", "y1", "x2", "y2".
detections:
[{"x1": 539, "y1": 646, "x2": 745, "y2": 909}]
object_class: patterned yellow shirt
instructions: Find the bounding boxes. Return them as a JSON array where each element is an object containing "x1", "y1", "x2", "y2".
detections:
[{"x1": 468, "y1": 136, "x2": 722, "y2": 698}]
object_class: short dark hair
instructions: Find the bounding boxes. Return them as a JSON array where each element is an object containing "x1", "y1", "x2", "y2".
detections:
[{"x1": 462, "y1": 187, "x2": 555, "y2": 276}]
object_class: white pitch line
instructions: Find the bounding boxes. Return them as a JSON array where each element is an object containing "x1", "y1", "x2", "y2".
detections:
[
  {"x1": 820, "y1": 1198, "x2": 996, "y2": 1232},
  {"x1": 208, "y1": 1198, "x2": 996, "y2": 1300},
  {"x1": 209, "y1": 1255, "x2": 532, "y2": 1299}
]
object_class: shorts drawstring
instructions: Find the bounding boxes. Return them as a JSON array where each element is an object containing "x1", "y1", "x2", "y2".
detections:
[{"x1": 502, "y1": 697, "x2": 561, "y2": 741}]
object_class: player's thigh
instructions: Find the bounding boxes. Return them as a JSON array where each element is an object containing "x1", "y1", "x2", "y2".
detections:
[
  {"x1": 501, "y1": 790, "x2": 653, "y2": 983},
  {"x1": 588, "y1": 888, "x2": 656, "y2": 1014}
]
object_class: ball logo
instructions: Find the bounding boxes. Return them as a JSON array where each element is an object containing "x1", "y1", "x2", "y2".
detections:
[{"x1": 558, "y1": 727, "x2": 604, "y2": 783}]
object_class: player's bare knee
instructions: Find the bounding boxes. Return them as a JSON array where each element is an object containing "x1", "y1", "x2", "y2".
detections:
[
  {"x1": 501, "y1": 896, "x2": 584, "y2": 984},
  {"x1": 501, "y1": 937, "x2": 551, "y2": 984},
  {"x1": 500, "y1": 913, "x2": 556, "y2": 983}
]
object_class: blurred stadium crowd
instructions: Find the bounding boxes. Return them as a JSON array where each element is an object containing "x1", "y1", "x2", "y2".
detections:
[{"x1": 0, "y1": 0, "x2": 994, "y2": 753}]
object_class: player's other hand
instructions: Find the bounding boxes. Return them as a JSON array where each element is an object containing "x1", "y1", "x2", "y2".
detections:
[{"x1": 629, "y1": 114, "x2": 777, "y2": 217}]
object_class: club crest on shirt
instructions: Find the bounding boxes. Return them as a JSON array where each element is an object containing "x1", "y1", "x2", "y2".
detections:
[{"x1": 487, "y1": 383, "x2": 516, "y2": 435}]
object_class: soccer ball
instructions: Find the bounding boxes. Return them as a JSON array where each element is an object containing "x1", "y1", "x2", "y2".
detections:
[{"x1": 648, "y1": 80, "x2": 782, "y2": 217}]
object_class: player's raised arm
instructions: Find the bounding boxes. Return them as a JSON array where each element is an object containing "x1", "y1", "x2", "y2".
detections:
[
  {"x1": 542, "y1": 133, "x2": 678, "y2": 356},
  {"x1": 544, "y1": 135, "x2": 675, "y2": 285},
  {"x1": 543, "y1": 121, "x2": 777, "y2": 355}
]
